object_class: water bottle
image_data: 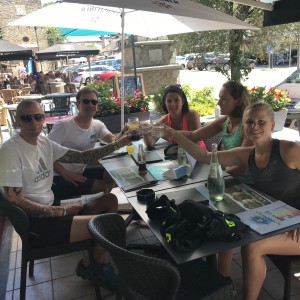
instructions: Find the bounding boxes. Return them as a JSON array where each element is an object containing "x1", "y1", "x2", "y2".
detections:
[
  {"x1": 138, "y1": 144, "x2": 147, "y2": 174},
  {"x1": 70, "y1": 102, "x2": 78, "y2": 115},
  {"x1": 207, "y1": 143, "x2": 224, "y2": 202},
  {"x1": 177, "y1": 145, "x2": 187, "y2": 166}
]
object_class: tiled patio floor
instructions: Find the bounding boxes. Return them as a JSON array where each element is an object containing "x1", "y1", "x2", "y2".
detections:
[
  {"x1": 1, "y1": 127, "x2": 300, "y2": 299},
  {"x1": 3, "y1": 196, "x2": 300, "y2": 300}
]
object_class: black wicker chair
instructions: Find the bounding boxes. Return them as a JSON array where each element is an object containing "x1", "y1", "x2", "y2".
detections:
[
  {"x1": 88, "y1": 213, "x2": 233, "y2": 300},
  {"x1": 8, "y1": 109, "x2": 19, "y2": 130},
  {"x1": 268, "y1": 254, "x2": 300, "y2": 300},
  {"x1": 203, "y1": 131, "x2": 223, "y2": 152},
  {"x1": 0, "y1": 191, "x2": 101, "y2": 300}
]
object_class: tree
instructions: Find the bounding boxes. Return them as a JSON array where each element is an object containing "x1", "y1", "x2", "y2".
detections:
[
  {"x1": 171, "y1": 0, "x2": 262, "y2": 82},
  {"x1": 45, "y1": 28, "x2": 66, "y2": 46}
]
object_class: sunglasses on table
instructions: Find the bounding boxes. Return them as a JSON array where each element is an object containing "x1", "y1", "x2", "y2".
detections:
[
  {"x1": 80, "y1": 99, "x2": 98, "y2": 105},
  {"x1": 20, "y1": 114, "x2": 45, "y2": 123}
]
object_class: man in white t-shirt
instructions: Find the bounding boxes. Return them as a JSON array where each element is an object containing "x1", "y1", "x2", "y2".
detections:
[
  {"x1": 0, "y1": 99, "x2": 133, "y2": 290},
  {"x1": 48, "y1": 87, "x2": 127, "y2": 200}
]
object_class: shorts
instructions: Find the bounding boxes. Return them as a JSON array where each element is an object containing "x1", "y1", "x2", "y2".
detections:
[
  {"x1": 52, "y1": 165, "x2": 106, "y2": 200},
  {"x1": 28, "y1": 215, "x2": 74, "y2": 248}
]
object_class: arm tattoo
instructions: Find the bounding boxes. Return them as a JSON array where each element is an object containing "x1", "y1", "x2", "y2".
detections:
[
  {"x1": 4, "y1": 187, "x2": 64, "y2": 218},
  {"x1": 58, "y1": 143, "x2": 115, "y2": 164}
]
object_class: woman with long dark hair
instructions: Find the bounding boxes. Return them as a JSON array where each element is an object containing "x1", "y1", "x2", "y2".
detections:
[
  {"x1": 174, "y1": 81, "x2": 253, "y2": 183},
  {"x1": 144, "y1": 84, "x2": 207, "y2": 150}
]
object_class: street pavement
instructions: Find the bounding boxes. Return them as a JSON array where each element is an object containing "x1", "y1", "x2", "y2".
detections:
[{"x1": 180, "y1": 65, "x2": 297, "y2": 98}]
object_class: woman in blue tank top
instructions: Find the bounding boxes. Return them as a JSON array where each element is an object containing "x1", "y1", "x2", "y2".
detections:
[
  {"x1": 173, "y1": 81, "x2": 253, "y2": 183},
  {"x1": 166, "y1": 102, "x2": 300, "y2": 300}
]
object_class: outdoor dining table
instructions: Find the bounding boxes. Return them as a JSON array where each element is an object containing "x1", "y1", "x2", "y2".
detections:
[
  {"x1": 100, "y1": 134, "x2": 300, "y2": 266},
  {"x1": 100, "y1": 139, "x2": 212, "y2": 198}
]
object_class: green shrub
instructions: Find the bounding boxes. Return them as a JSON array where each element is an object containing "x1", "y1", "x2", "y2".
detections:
[
  {"x1": 150, "y1": 84, "x2": 216, "y2": 117},
  {"x1": 188, "y1": 86, "x2": 216, "y2": 116},
  {"x1": 87, "y1": 80, "x2": 113, "y2": 98}
]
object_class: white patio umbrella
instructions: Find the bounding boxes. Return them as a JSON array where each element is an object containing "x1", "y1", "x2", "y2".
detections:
[{"x1": 9, "y1": 1, "x2": 257, "y2": 128}]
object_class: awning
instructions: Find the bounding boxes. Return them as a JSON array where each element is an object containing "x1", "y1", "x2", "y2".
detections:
[{"x1": 263, "y1": 0, "x2": 300, "y2": 27}]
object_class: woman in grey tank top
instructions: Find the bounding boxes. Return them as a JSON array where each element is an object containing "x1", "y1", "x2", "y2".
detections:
[{"x1": 165, "y1": 102, "x2": 300, "y2": 300}]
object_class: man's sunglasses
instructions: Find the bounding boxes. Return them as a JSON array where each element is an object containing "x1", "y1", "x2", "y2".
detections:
[
  {"x1": 81, "y1": 99, "x2": 98, "y2": 105},
  {"x1": 20, "y1": 114, "x2": 45, "y2": 123}
]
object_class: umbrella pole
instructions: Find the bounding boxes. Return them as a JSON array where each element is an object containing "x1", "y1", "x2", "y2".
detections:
[
  {"x1": 88, "y1": 56, "x2": 91, "y2": 83},
  {"x1": 67, "y1": 55, "x2": 71, "y2": 82},
  {"x1": 121, "y1": 8, "x2": 125, "y2": 130},
  {"x1": 131, "y1": 35, "x2": 138, "y2": 90}
]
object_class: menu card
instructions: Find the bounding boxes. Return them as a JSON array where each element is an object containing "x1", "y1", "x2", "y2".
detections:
[
  {"x1": 197, "y1": 182, "x2": 273, "y2": 214},
  {"x1": 237, "y1": 201, "x2": 300, "y2": 234},
  {"x1": 110, "y1": 166, "x2": 157, "y2": 192}
]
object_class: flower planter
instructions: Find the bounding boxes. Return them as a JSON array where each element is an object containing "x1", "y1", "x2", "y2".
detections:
[
  {"x1": 273, "y1": 110, "x2": 288, "y2": 132},
  {"x1": 94, "y1": 111, "x2": 150, "y2": 133}
]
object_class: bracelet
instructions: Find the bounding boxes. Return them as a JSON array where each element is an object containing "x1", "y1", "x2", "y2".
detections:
[
  {"x1": 62, "y1": 206, "x2": 67, "y2": 217},
  {"x1": 112, "y1": 140, "x2": 120, "y2": 151}
]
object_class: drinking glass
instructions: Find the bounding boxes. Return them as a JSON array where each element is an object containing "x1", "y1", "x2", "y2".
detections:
[
  {"x1": 128, "y1": 117, "x2": 140, "y2": 141},
  {"x1": 127, "y1": 117, "x2": 139, "y2": 130},
  {"x1": 126, "y1": 143, "x2": 136, "y2": 155},
  {"x1": 140, "y1": 120, "x2": 152, "y2": 135},
  {"x1": 151, "y1": 123, "x2": 165, "y2": 138}
]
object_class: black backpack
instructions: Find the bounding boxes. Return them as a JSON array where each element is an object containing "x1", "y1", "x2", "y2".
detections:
[
  {"x1": 146, "y1": 196, "x2": 250, "y2": 252},
  {"x1": 207, "y1": 210, "x2": 250, "y2": 242}
]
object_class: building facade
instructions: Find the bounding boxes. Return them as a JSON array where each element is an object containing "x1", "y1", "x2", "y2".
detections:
[{"x1": 0, "y1": 0, "x2": 48, "y2": 52}]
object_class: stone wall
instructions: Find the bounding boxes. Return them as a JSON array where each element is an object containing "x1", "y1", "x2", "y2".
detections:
[
  {"x1": 123, "y1": 39, "x2": 181, "y2": 95},
  {"x1": 136, "y1": 65, "x2": 180, "y2": 95},
  {"x1": 1, "y1": 0, "x2": 48, "y2": 50},
  {"x1": 0, "y1": 0, "x2": 49, "y2": 72}
]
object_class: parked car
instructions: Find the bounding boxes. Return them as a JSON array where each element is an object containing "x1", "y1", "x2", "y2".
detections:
[
  {"x1": 215, "y1": 54, "x2": 230, "y2": 71},
  {"x1": 203, "y1": 52, "x2": 218, "y2": 70},
  {"x1": 176, "y1": 54, "x2": 197, "y2": 70},
  {"x1": 276, "y1": 68, "x2": 300, "y2": 126},
  {"x1": 193, "y1": 54, "x2": 206, "y2": 71},
  {"x1": 77, "y1": 65, "x2": 117, "y2": 84},
  {"x1": 277, "y1": 68, "x2": 300, "y2": 101},
  {"x1": 215, "y1": 55, "x2": 256, "y2": 71},
  {"x1": 93, "y1": 59, "x2": 121, "y2": 71},
  {"x1": 175, "y1": 56, "x2": 186, "y2": 69},
  {"x1": 93, "y1": 71, "x2": 120, "y2": 82}
]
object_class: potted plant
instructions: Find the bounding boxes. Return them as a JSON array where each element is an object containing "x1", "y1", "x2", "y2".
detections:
[
  {"x1": 248, "y1": 86, "x2": 291, "y2": 131},
  {"x1": 89, "y1": 80, "x2": 150, "y2": 133}
]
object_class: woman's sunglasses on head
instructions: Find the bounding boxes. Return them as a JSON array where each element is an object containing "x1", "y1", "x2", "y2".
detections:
[
  {"x1": 164, "y1": 84, "x2": 182, "y2": 90},
  {"x1": 81, "y1": 99, "x2": 98, "y2": 105},
  {"x1": 20, "y1": 114, "x2": 45, "y2": 123}
]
